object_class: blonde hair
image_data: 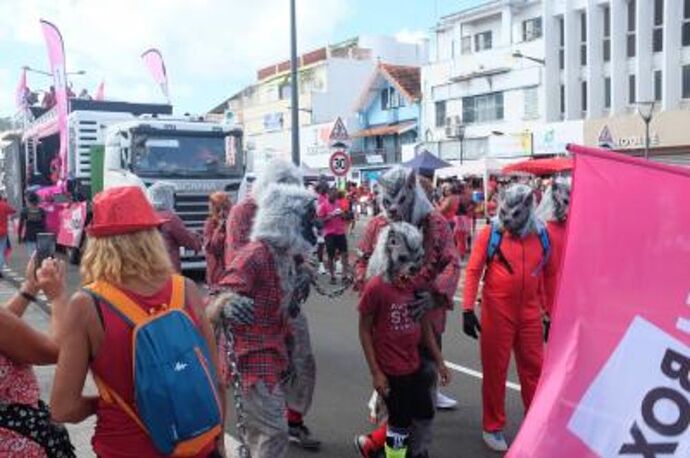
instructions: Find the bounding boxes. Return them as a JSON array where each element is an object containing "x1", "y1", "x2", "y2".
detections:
[{"x1": 81, "y1": 229, "x2": 173, "y2": 285}]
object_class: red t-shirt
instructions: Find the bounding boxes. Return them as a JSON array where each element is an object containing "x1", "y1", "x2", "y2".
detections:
[
  {"x1": 358, "y1": 276, "x2": 421, "y2": 376},
  {"x1": 0, "y1": 201, "x2": 16, "y2": 237},
  {"x1": 318, "y1": 199, "x2": 346, "y2": 236}
]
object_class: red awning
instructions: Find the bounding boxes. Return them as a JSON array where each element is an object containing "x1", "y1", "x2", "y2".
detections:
[{"x1": 502, "y1": 157, "x2": 574, "y2": 175}]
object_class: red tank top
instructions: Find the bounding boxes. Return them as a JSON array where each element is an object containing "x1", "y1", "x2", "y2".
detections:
[{"x1": 89, "y1": 278, "x2": 215, "y2": 458}]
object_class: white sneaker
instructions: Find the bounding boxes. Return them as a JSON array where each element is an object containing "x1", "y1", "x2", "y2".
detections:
[
  {"x1": 335, "y1": 260, "x2": 343, "y2": 275},
  {"x1": 482, "y1": 431, "x2": 508, "y2": 452},
  {"x1": 436, "y1": 391, "x2": 458, "y2": 410},
  {"x1": 318, "y1": 263, "x2": 327, "y2": 275}
]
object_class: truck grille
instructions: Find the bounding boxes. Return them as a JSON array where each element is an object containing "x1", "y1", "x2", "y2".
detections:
[{"x1": 175, "y1": 192, "x2": 209, "y2": 268}]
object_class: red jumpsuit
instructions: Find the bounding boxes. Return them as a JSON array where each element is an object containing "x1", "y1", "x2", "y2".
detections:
[
  {"x1": 463, "y1": 225, "x2": 555, "y2": 432},
  {"x1": 544, "y1": 220, "x2": 566, "y2": 316}
]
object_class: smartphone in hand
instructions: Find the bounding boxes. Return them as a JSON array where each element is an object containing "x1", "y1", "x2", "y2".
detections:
[{"x1": 35, "y1": 232, "x2": 56, "y2": 274}]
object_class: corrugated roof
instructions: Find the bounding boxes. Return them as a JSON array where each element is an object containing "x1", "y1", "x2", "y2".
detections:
[{"x1": 380, "y1": 64, "x2": 421, "y2": 101}]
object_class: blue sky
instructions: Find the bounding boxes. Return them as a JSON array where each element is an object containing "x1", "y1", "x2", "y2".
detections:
[{"x1": 0, "y1": 0, "x2": 478, "y2": 117}]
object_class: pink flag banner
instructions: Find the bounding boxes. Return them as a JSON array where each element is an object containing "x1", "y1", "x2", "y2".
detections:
[
  {"x1": 15, "y1": 67, "x2": 27, "y2": 109},
  {"x1": 40, "y1": 19, "x2": 68, "y2": 180},
  {"x1": 141, "y1": 48, "x2": 169, "y2": 102},
  {"x1": 508, "y1": 145, "x2": 690, "y2": 457},
  {"x1": 94, "y1": 80, "x2": 105, "y2": 101}
]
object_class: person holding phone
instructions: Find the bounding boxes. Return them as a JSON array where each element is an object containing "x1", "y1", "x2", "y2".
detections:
[
  {"x1": 18, "y1": 191, "x2": 46, "y2": 255},
  {"x1": 203, "y1": 191, "x2": 231, "y2": 290}
]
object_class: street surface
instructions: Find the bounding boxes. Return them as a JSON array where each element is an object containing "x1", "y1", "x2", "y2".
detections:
[{"x1": 5, "y1": 218, "x2": 526, "y2": 458}]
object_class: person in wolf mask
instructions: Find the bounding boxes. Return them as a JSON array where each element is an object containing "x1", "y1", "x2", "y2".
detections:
[
  {"x1": 536, "y1": 175, "x2": 572, "y2": 318},
  {"x1": 354, "y1": 166, "x2": 461, "y2": 457},
  {"x1": 358, "y1": 222, "x2": 451, "y2": 458},
  {"x1": 207, "y1": 183, "x2": 319, "y2": 458},
  {"x1": 462, "y1": 183, "x2": 556, "y2": 452}
]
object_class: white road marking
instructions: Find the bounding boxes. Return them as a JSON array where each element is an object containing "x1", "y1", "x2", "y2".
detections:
[{"x1": 445, "y1": 360, "x2": 521, "y2": 392}]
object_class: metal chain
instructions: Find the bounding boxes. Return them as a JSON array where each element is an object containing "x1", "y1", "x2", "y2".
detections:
[
  {"x1": 310, "y1": 276, "x2": 353, "y2": 299},
  {"x1": 218, "y1": 321, "x2": 251, "y2": 458}
]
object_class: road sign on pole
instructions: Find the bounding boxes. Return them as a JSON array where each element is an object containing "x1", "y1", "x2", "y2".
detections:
[
  {"x1": 329, "y1": 151, "x2": 351, "y2": 177},
  {"x1": 329, "y1": 117, "x2": 350, "y2": 145}
]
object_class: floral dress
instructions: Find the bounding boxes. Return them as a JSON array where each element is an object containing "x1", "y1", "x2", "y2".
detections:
[{"x1": 0, "y1": 353, "x2": 74, "y2": 457}]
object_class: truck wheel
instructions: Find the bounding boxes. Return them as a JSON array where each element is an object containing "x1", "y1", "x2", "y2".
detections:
[{"x1": 67, "y1": 247, "x2": 80, "y2": 265}]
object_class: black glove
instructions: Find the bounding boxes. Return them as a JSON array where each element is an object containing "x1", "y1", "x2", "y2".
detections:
[
  {"x1": 409, "y1": 291, "x2": 435, "y2": 322},
  {"x1": 543, "y1": 316, "x2": 551, "y2": 343},
  {"x1": 462, "y1": 310, "x2": 481, "y2": 339}
]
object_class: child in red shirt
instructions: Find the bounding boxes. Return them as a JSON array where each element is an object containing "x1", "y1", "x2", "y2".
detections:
[{"x1": 357, "y1": 222, "x2": 450, "y2": 458}]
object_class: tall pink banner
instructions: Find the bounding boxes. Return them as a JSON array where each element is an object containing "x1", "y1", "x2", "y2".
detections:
[
  {"x1": 141, "y1": 48, "x2": 169, "y2": 102},
  {"x1": 508, "y1": 145, "x2": 690, "y2": 457},
  {"x1": 94, "y1": 80, "x2": 105, "y2": 101},
  {"x1": 40, "y1": 19, "x2": 68, "y2": 180}
]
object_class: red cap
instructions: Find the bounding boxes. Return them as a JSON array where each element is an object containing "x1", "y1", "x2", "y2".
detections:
[{"x1": 87, "y1": 186, "x2": 168, "y2": 238}]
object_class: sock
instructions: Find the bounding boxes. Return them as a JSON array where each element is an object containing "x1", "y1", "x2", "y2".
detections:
[
  {"x1": 370, "y1": 423, "x2": 387, "y2": 448},
  {"x1": 384, "y1": 426, "x2": 409, "y2": 458},
  {"x1": 287, "y1": 409, "x2": 303, "y2": 427}
]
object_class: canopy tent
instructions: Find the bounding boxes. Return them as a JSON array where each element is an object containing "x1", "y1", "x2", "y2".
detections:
[
  {"x1": 502, "y1": 157, "x2": 574, "y2": 175},
  {"x1": 402, "y1": 150, "x2": 452, "y2": 177},
  {"x1": 434, "y1": 157, "x2": 522, "y2": 181}
]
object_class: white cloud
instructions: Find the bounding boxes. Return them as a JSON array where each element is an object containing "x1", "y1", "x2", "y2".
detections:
[
  {"x1": 395, "y1": 28, "x2": 428, "y2": 45},
  {"x1": 0, "y1": 0, "x2": 352, "y2": 115}
]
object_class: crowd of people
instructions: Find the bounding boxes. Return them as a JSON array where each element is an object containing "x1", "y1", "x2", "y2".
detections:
[{"x1": 0, "y1": 159, "x2": 572, "y2": 458}]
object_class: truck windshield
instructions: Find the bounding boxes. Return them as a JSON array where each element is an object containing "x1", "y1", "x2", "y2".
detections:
[{"x1": 131, "y1": 132, "x2": 239, "y2": 177}]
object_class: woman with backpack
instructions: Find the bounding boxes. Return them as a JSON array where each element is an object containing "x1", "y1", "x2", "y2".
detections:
[
  {"x1": 50, "y1": 186, "x2": 225, "y2": 458},
  {"x1": 204, "y1": 192, "x2": 231, "y2": 291}
]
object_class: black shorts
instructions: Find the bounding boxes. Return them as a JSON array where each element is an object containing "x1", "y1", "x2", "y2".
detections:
[
  {"x1": 325, "y1": 233, "x2": 348, "y2": 258},
  {"x1": 384, "y1": 369, "x2": 435, "y2": 429}
]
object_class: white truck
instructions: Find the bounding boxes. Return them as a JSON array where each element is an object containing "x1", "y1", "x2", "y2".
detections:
[{"x1": 12, "y1": 99, "x2": 244, "y2": 269}]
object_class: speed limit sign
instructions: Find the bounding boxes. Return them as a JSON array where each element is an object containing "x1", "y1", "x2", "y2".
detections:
[{"x1": 329, "y1": 151, "x2": 351, "y2": 177}]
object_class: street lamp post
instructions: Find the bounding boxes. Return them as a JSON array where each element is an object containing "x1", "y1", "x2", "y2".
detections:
[
  {"x1": 289, "y1": 0, "x2": 301, "y2": 167},
  {"x1": 457, "y1": 124, "x2": 466, "y2": 164},
  {"x1": 636, "y1": 101, "x2": 655, "y2": 160}
]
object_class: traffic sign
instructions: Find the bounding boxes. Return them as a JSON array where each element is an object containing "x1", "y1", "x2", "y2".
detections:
[
  {"x1": 329, "y1": 151, "x2": 351, "y2": 177},
  {"x1": 329, "y1": 117, "x2": 350, "y2": 144}
]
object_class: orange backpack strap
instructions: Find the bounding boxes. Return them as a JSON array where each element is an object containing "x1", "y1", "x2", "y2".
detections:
[
  {"x1": 84, "y1": 281, "x2": 149, "y2": 326},
  {"x1": 169, "y1": 274, "x2": 186, "y2": 311},
  {"x1": 93, "y1": 376, "x2": 148, "y2": 434}
]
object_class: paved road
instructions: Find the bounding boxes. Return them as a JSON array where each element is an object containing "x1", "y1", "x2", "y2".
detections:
[{"x1": 6, "y1": 220, "x2": 526, "y2": 458}]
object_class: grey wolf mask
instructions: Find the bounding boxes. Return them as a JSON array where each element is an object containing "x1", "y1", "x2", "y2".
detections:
[
  {"x1": 252, "y1": 159, "x2": 303, "y2": 201},
  {"x1": 366, "y1": 222, "x2": 424, "y2": 283},
  {"x1": 377, "y1": 166, "x2": 434, "y2": 226},
  {"x1": 536, "y1": 176, "x2": 572, "y2": 223},
  {"x1": 251, "y1": 183, "x2": 318, "y2": 254},
  {"x1": 498, "y1": 184, "x2": 538, "y2": 237},
  {"x1": 147, "y1": 181, "x2": 176, "y2": 211}
]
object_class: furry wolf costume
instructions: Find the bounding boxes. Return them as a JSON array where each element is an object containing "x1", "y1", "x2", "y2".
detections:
[
  {"x1": 210, "y1": 183, "x2": 318, "y2": 458},
  {"x1": 354, "y1": 166, "x2": 460, "y2": 457}
]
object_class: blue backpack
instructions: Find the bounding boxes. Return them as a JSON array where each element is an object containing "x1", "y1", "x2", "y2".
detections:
[
  {"x1": 487, "y1": 220, "x2": 551, "y2": 276},
  {"x1": 86, "y1": 275, "x2": 222, "y2": 457}
]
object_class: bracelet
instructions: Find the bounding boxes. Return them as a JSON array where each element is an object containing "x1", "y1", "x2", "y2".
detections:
[{"x1": 20, "y1": 290, "x2": 37, "y2": 303}]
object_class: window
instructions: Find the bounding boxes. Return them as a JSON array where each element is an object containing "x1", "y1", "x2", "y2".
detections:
[
  {"x1": 451, "y1": 40, "x2": 456, "y2": 59},
  {"x1": 580, "y1": 13, "x2": 587, "y2": 66},
  {"x1": 375, "y1": 135, "x2": 384, "y2": 150},
  {"x1": 279, "y1": 82, "x2": 291, "y2": 100},
  {"x1": 523, "y1": 87, "x2": 539, "y2": 119},
  {"x1": 475, "y1": 31, "x2": 492, "y2": 52},
  {"x1": 382, "y1": 88, "x2": 403, "y2": 110},
  {"x1": 462, "y1": 92, "x2": 504, "y2": 124},
  {"x1": 560, "y1": 84, "x2": 565, "y2": 115},
  {"x1": 627, "y1": 0, "x2": 636, "y2": 57},
  {"x1": 435, "y1": 101, "x2": 447, "y2": 128},
  {"x1": 381, "y1": 88, "x2": 389, "y2": 110},
  {"x1": 522, "y1": 17, "x2": 542, "y2": 41},
  {"x1": 559, "y1": 17, "x2": 565, "y2": 70},
  {"x1": 629, "y1": 74, "x2": 636, "y2": 104},
  {"x1": 461, "y1": 36, "x2": 472, "y2": 54},
  {"x1": 684, "y1": 0, "x2": 690, "y2": 46},
  {"x1": 603, "y1": 6, "x2": 611, "y2": 62},
  {"x1": 653, "y1": 0, "x2": 663, "y2": 52},
  {"x1": 581, "y1": 81, "x2": 587, "y2": 113},
  {"x1": 604, "y1": 77, "x2": 611, "y2": 109},
  {"x1": 654, "y1": 71, "x2": 662, "y2": 101},
  {"x1": 683, "y1": 65, "x2": 690, "y2": 98}
]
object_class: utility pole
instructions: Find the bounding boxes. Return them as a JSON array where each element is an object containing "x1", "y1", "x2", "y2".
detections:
[{"x1": 290, "y1": 0, "x2": 300, "y2": 166}]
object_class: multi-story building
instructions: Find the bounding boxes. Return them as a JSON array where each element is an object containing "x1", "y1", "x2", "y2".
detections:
[
  {"x1": 208, "y1": 35, "x2": 428, "y2": 173},
  {"x1": 351, "y1": 63, "x2": 421, "y2": 182},
  {"x1": 547, "y1": 0, "x2": 690, "y2": 162}
]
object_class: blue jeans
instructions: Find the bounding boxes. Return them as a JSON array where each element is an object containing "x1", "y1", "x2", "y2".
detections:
[{"x1": 0, "y1": 236, "x2": 6, "y2": 271}]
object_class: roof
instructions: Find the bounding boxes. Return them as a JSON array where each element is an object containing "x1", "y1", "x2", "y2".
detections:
[
  {"x1": 352, "y1": 120, "x2": 417, "y2": 138},
  {"x1": 354, "y1": 63, "x2": 421, "y2": 112}
]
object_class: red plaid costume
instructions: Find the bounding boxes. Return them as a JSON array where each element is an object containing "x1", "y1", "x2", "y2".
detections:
[
  {"x1": 220, "y1": 240, "x2": 289, "y2": 392},
  {"x1": 354, "y1": 212, "x2": 461, "y2": 334},
  {"x1": 224, "y1": 197, "x2": 258, "y2": 270}
]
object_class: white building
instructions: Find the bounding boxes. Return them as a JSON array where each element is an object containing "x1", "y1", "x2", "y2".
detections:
[
  {"x1": 548, "y1": 0, "x2": 690, "y2": 162},
  {"x1": 422, "y1": 0, "x2": 582, "y2": 162},
  {"x1": 209, "y1": 35, "x2": 428, "y2": 173}
]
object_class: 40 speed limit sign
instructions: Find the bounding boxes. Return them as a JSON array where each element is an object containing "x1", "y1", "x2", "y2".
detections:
[{"x1": 329, "y1": 151, "x2": 351, "y2": 177}]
